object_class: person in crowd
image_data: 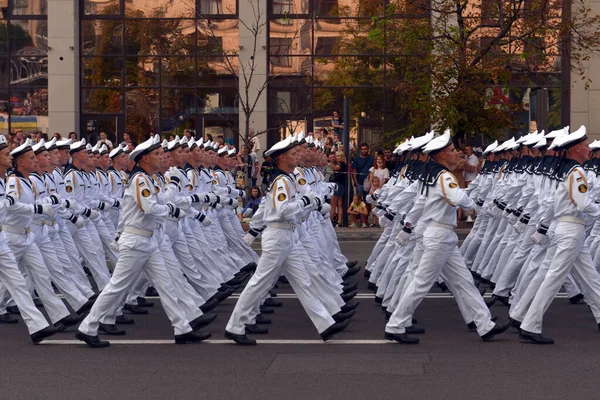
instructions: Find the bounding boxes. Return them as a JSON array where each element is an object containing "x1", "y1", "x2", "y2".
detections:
[
  {"x1": 463, "y1": 145, "x2": 479, "y2": 187},
  {"x1": 324, "y1": 137, "x2": 335, "y2": 156},
  {"x1": 348, "y1": 193, "x2": 369, "y2": 228},
  {"x1": 260, "y1": 152, "x2": 274, "y2": 193},
  {"x1": 68, "y1": 132, "x2": 77, "y2": 141},
  {"x1": 324, "y1": 153, "x2": 336, "y2": 182},
  {"x1": 99, "y1": 131, "x2": 113, "y2": 149},
  {"x1": 331, "y1": 110, "x2": 343, "y2": 138},
  {"x1": 352, "y1": 143, "x2": 374, "y2": 202},
  {"x1": 247, "y1": 141, "x2": 260, "y2": 188},
  {"x1": 369, "y1": 154, "x2": 390, "y2": 188},
  {"x1": 383, "y1": 148, "x2": 395, "y2": 171},
  {"x1": 330, "y1": 151, "x2": 348, "y2": 227},
  {"x1": 238, "y1": 186, "x2": 263, "y2": 222},
  {"x1": 368, "y1": 175, "x2": 381, "y2": 227}
]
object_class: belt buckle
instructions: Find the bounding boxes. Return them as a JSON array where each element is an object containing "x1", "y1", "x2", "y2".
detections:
[
  {"x1": 24, "y1": 228, "x2": 30, "y2": 235},
  {"x1": 291, "y1": 224, "x2": 296, "y2": 231}
]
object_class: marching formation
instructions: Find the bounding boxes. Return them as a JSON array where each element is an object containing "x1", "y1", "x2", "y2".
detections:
[
  {"x1": 366, "y1": 125, "x2": 600, "y2": 344},
  {"x1": 0, "y1": 131, "x2": 360, "y2": 346}
]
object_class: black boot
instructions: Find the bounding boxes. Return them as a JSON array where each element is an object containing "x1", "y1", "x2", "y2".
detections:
[
  {"x1": 384, "y1": 332, "x2": 419, "y2": 344},
  {"x1": 31, "y1": 325, "x2": 59, "y2": 344},
  {"x1": 174, "y1": 331, "x2": 212, "y2": 344},
  {"x1": 320, "y1": 320, "x2": 350, "y2": 342},
  {"x1": 98, "y1": 323, "x2": 126, "y2": 336},
  {"x1": 190, "y1": 313, "x2": 217, "y2": 331},
  {"x1": 225, "y1": 330, "x2": 257, "y2": 346},
  {"x1": 75, "y1": 331, "x2": 110, "y2": 348}
]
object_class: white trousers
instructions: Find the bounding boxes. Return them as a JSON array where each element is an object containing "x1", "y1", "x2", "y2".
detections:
[
  {"x1": 519, "y1": 222, "x2": 600, "y2": 333},
  {"x1": 386, "y1": 226, "x2": 494, "y2": 336},
  {"x1": 66, "y1": 223, "x2": 111, "y2": 290},
  {"x1": 226, "y1": 227, "x2": 335, "y2": 335},
  {"x1": 493, "y1": 224, "x2": 537, "y2": 297}
]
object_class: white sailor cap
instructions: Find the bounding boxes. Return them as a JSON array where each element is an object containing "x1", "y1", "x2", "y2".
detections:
[
  {"x1": 0, "y1": 135, "x2": 8, "y2": 151},
  {"x1": 396, "y1": 138, "x2": 414, "y2": 155},
  {"x1": 11, "y1": 138, "x2": 33, "y2": 158},
  {"x1": 523, "y1": 133, "x2": 542, "y2": 146},
  {"x1": 533, "y1": 136, "x2": 547, "y2": 149},
  {"x1": 227, "y1": 147, "x2": 237, "y2": 157},
  {"x1": 589, "y1": 139, "x2": 600, "y2": 150},
  {"x1": 130, "y1": 135, "x2": 162, "y2": 163},
  {"x1": 70, "y1": 138, "x2": 87, "y2": 154},
  {"x1": 180, "y1": 136, "x2": 189, "y2": 147},
  {"x1": 45, "y1": 137, "x2": 57, "y2": 151},
  {"x1": 297, "y1": 131, "x2": 306, "y2": 145},
  {"x1": 409, "y1": 131, "x2": 434, "y2": 152},
  {"x1": 56, "y1": 138, "x2": 72, "y2": 150},
  {"x1": 196, "y1": 137, "x2": 204, "y2": 147},
  {"x1": 557, "y1": 125, "x2": 587, "y2": 150},
  {"x1": 92, "y1": 142, "x2": 101, "y2": 154},
  {"x1": 99, "y1": 144, "x2": 109, "y2": 155},
  {"x1": 188, "y1": 137, "x2": 197, "y2": 150},
  {"x1": 482, "y1": 140, "x2": 499, "y2": 155},
  {"x1": 161, "y1": 139, "x2": 168, "y2": 150},
  {"x1": 492, "y1": 138, "x2": 514, "y2": 153},
  {"x1": 217, "y1": 145, "x2": 229, "y2": 157},
  {"x1": 166, "y1": 136, "x2": 181, "y2": 152},
  {"x1": 423, "y1": 129, "x2": 452, "y2": 155},
  {"x1": 516, "y1": 131, "x2": 537, "y2": 144},
  {"x1": 265, "y1": 136, "x2": 294, "y2": 158},
  {"x1": 201, "y1": 140, "x2": 212, "y2": 149},
  {"x1": 306, "y1": 136, "x2": 315, "y2": 147},
  {"x1": 109, "y1": 144, "x2": 125, "y2": 159},
  {"x1": 32, "y1": 139, "x2": 47, "y2": 154},
  {"x1": 86, "y1": 144, "x2": 93, "y2": 154},
  {"x1": 212, "y1": 142, "x2": 219, "y2": 151},
  {"x1": 545, "y1": 126, "x2": 568, "y2": 139}
]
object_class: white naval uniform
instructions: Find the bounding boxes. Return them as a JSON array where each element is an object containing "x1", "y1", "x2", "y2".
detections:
[
  {"x1": 79, "y1": 167, "x2": 193, "y2": 336},
  {"x1": 225, "y1": 170, "x2": 335, "y2": 335},
  {"x1": 385, "y1": 166, "x2": 496, "y2": 336}
]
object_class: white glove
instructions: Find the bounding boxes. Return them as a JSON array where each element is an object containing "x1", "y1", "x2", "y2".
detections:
[
  {"x1": 379, "y1": 215, "x2": 390, "y2": 228},
  {"x1": 200, "y1": 215, "x2": 212, "y2": 226},
  {"x1": 506, "y1": 212, "x2": 518, "y2": 225},
  {"x1": 395, "y1": 229, "x2": 411, "y2": 246},
  {"x1": 89, "y1": 209, "x2": 99, "y2": 220},
  {"x1": 513, "y1": 220, "x2": 527, "y2": 234},
  {"x1": 532, "y1": 231, "x2": 549, "y2": 246},
  {"x1": 34, "y1": 204, "x2": 53, "y2": 217},
  {"x1": 242, "y1": 232, "x2": 257, "y2": 246},
  {"x1": 69, "y1": 215, "x2": 85, "y2": 229},
  {"x1": 173, "y1": 196, "x2": 192, "y2": 209},
  {"x1": 167, "y1": 166, "x2": 182, "y2": 180},
  {"x1": 109, "y1": 240, "x2": 120, "y2": 253},
  {"x1": 319, "y1": 203, "x2": 331, "y2": 216},
  {"x1": 205, "y1": 193, "x2": 218, "y2": 205}
]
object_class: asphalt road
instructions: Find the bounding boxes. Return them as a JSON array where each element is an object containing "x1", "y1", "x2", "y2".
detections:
[{"x1": 1, "y1": 240, "x2": 599, "y2": 400}]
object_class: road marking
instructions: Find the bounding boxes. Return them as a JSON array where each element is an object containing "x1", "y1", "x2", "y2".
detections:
[
  {"x1": 42, "y1": 339, "x2": 393, "y2": 345},
  {"x1": 143, "y1": 293, "x2": 571, "y2": 300}
]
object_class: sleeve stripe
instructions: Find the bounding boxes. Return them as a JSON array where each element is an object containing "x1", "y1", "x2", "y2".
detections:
[
  {"x1": 440, "y1": 172, "x2": 456, "y2": 207},
  {"x1": 135, "y1": 177, "x2": 144, "y2": 212}
]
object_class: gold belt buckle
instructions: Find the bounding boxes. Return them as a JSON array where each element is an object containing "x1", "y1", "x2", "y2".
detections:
[
  {"x1": 24, "y1": 228, "x2": 30, "y2": 235},
  {"x1": 291, "y1": 224, "x2": 296, "y2": 231}
]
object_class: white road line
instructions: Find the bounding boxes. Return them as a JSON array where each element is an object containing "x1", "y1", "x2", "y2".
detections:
[
  {"x1": 42, "y1": 339, "x2": 393, "y2": 345},
  {"x1": 143, "y1": 293, "x2": 570, "y2": 300}
]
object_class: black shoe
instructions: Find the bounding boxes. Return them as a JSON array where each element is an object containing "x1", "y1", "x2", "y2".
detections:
[
  {"x1": 89, "y1": 293, "x2": 99, "y2": 301},
  {"x1": 405, "y1": 325, "x2": 426, "y2": 334},
  {"x1": 124, "y1": 303, "x2": 148, "y2": 315},
  {"x1": 240, "y1": 262, "x2": 257, "y2": 273},
  {"x1": 268, "y1": 289, "x2": 278, "y2": 298},
  {"x1": 259, "y1": 305, "x2": 274, "y2": 314},
  {"x1": 343, "y1": 285, "x2": 357, "y2": 294},
  {"x1": 75, "y1": 331, "x2": 110, "y2": 348},
  {"x1": 332, "y1": 310, "x2": 355, "y2": 323},
  {"x1": 340, "y1": 301, "x2": 359, "y2": 313},
  {"x1": 508, "y1": 317, "x2": 522, "y2": 331},
  {"x1": 226, "y1": 275, "x2": 248, "y2": 286},
  {"x1": 346, "y1": 261, "x2": 358, "y2": 268},
  {"x1": 175, "y1": 331, "x2": 212, "y2": 344},
  {"x1": 56, "y1": 313, "x2": 85, "y2": 328},
  {"x1": 485, "y1": 295, "x2": 497, "y2": 308},
  {"x1": 320, "y1": 319, "x2": 350, "y2": 342},
  {"x1": 99, "y1": 323, "x2": 126, "y2": 336},
  {"x1": 116, "y1": 315, "x2": 135, "y2": 325},
  {"x1": 200, "y1": 297, "x2": 220, "y2": 313},
  {"x1": 412, "y1": 318, "x2": 418, "y2": 324},
  {"x1": 374, "y1": 296, "x2": 383, "y2": 304},
  {"x1": 245, "y1": 323, "x2": 269, "y2": 334},
  {"x1": 384, "y1": 332, "x2": 419, "y2": 344},
  {"x1": 215, "y1": 287, "x2": 235, "y2": 301},
  {"x1": 33, "y1": 298, "x2": 44, "y2": 308},
  {"x1": 190, "y1": 313, "x2": 217, "y2": 331},
  {"x1": 54, "y1": 323, "x2": 66, "y2": 333},
  {"x1": 278, "y1": 276, "x2": 289, "y2": 284},
  {"x1": 263, "y1": 298, "x2": 282, "y2": 308},
  {"x1": 6, "y1": 305, "x2": 20, "y2": 315},
  {"x1": 225, "y1": 330, "x2": 257, "y2": 346},
  {"x1": 467, "y1": 322, "x2": 477, "y2": 331},
  {"x1": 0, "y1": 313, "x2": 18, "y2": 324},
  {"x1": 137, "y1": 297, "x2": 154, "y2": 307},
  {"x1": 31, "y1": 325, "x2": 59, "y2": 344},
  {"x1": 256, "y1": 314, "x2": 272, "y2": 324},
  {"x1": 75, "y1": 298, "x2": 96, "y2": 314},
  {"x1": 367, "y1": 282, "x2": 377, "y2": 292},
  {"x1": 519, "y1": 330, "x2": 554, "y2": 344},
  {"x1": 385, "y1": 311, "x2": 392, "y2": 321},
  {"x1": 481, "y1": 321, "x2": 510, "y2": 342},
  {"x1": 364, "y1": 269, "x2": 371, "y2": 279},
  {"x1": 569, "y1": 293, "x2": 584, "y2": 304},
  {"x1": 218, "y1": 284, "x2": 233, "y2": 292},
  {"x1": 145, "y1": 287, "x2": 159, "y2": 297},
  {"x1": 341, "y1": 290, "x2": 357, "y2": 302},
  {"x1": 342, "y1": 282, "x2": 357, "y2": 291},
  {"x1": 342, "y1": 266, "x2": 360, "y2": 280},
  {"x1": 436, "y1": 282, "x2": 450, "y2": 293}
]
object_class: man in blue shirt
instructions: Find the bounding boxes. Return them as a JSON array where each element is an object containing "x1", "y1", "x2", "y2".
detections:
[{"x1": 352, "y1": 143, "x2": 374, "y2": 200}]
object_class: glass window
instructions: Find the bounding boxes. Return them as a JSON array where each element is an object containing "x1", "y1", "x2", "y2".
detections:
[
  {"x1": 269, "y1": 86, "x2": 311, "y2": 114},
  {"x1": 10, "y1": 20, "x2": 47, "y2": 55},
  {"x1": 197, "y1": 56, "x2": 237, "y2": 86},
  {"x1": 81, "y1": 20, "x2": 123, "y2": 56},
  {"x1": 269, "y1": 37, "x2": 293, "y2": 67},
  {"x1": 198, "y1": 86, "x2": 238, "y2": 114},
  {"x1": 270, "y1": 54, "x2": 312, "y2": 78},
  {"x1": 160, "y1": 88, "x2": 197, "y2": 134},
  {"x1": 270, "y1": 19, "x2": 311, "y2": 54},
  {"x1": 9, "y1": 55, "x2": 47, "y2": 86},
  {"x1": 83, "y1": 88, "x2": 123, "y2": 113},
  {"x1": 10, "y1": 0, "x2": 47, "y2": 16},
  {"x1": 82, "y1": 56, "x2": 123, "y2": 87},
  {"x1": 125, "y1": 19, "x2": 195, "y2": 56},
  {"x1": 125, "y1": 56, "x2": 159, "y2": 87},
  {"x1": 125, "y1": 88, "x2": 159, "y2": 140},
  {"x1": 83, "y1": 0, "x2": 120, "y2": 16},
  {"x1": 0, "y1": 57, "x2": 8, "y2": 85},
  {"x1": 196, "y1": 19, "x2": 238, "y2": 56},
  {"x1": 125, "y1": 0, "x2": 195, "y2": 18},
  {"x1": 160, "y1": 56, "x2": 195, "y2": 86},
  {"x1": 0, "y1": 88, "x2": 7, "y2": 136},
  {"x1": 198, "y1": 0, "x2": 237, "y2": 15},
  {"x1": 9, "y1": 87, "x2": 48, "y2": 118}
]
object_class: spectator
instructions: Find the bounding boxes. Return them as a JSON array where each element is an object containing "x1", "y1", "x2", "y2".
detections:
[
  {"x1": 351, "y1": 143, "x2": 374, "y2": 200},
  {"x1": 316, "y1": 128, "x2": 328, "y2": 141},
  {"x1": 324, "y1": 137, "x2": 334, "y2": 156},
  {"x1": 463, "y1": 145, "x2": 479, "y2": 186},
  {"x1": 184, "y1": 130, "x2": 193, "y2": 140},
  {"x1": 123, "y1": 132, "x2": 133, "y2": 147},
  {"x1": 368, "y1": 176, "x2": 382, "y2": 227},
  {"x1": 68, "y1": 132, "x2": 77, "y2": 141},
  {"x1": 348, "y1": 193, "x2": 368, "y2": 228},
  {"x1": 99, "y1": 131, "x2": 113, "y2": 148},
  {"x1": 324, "y1": 153, "x2": 336, "y2": 182},
  {"x1": 383, "y1": 148, "x2": 395, "y2": 170},
  {"x1": 247, "y1": 141, "x2": 260, "y2": 187},
  {"x1": 53, "y1": 132, "x2": 62, "y2": 140},
  {"x1": 260, "y1": 153, "x2": 274, "y2": 193},
  {"x1": 331, "y1": 110, "x2": 343, "y2": 138},
  {"x1": 216, "y1": 135, "x2": 225, "y2": 147},
  {"x1": 330, "y1": 150, "x2": 348, "y2": 227},
  {"x1": 238, "y1": 186, "x2": 263, "y2": 221},
  {"x1": 369, "y1": 154, "x2": 390, "y2": 189}
]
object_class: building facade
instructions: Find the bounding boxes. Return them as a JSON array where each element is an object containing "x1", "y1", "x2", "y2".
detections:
[{"x1": 0, "y1": 0, "x2": 599, "y2": 149}]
